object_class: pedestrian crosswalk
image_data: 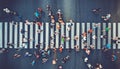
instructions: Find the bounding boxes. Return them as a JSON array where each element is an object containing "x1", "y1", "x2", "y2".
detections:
[{"x1": 0, "y1": 22, "x2": 120, "y2": 49}]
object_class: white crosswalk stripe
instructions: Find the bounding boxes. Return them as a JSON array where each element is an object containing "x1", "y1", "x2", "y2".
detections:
[
  {"x1": 35, "y1": 24, "x2": 38, "y2": 49},
  {"x1": 81, "y1": 23, "x2": 85, "y2": 49},
  {"x1": 40, "y1": 23, "x2": 45, "y2": 49},
  {"x1": 87, "y1": 23, "x2": 90, "y2": 46},
  {"x1": 4, "y1": 22, "x2": 8, "y2": 48},
  {"x1": 76, "y1": 23, "x2": 80, "y2": 49},
  {"x1": 0, "y1": 23, "x2": 2, "y2": 48},
  {"x1": 19, "y1": 22, "x2": 23, "y2": 48},
  {"x1": 71, "y1": 23, "x2": 75, "y2": 49},
  {"x1": 56, "y1": 22, "x2": 59, "y2": 48},
  {"x1": 61, "y1": 24, "x2": 65, "y2": 48},
  {"x1": 24, "y1": 24, "x2": 28, "y2": 49},
  {"x1": 92, "y1": 23, "x2": 96, "y2": 49},
  {"x1": 9, "y1": 23, "x2": 13, "y2": 48},
  {"x1": 113, "y1": 23, "x2": 116, "y2": 49},
  {"x1": 97, "y1": 23, "x2": 101, "y2": 49},
  {"x1": 29, "y1": 23, "x2": 33, "y2": 49},
  {"x1": 61, "y1": 25, "x2": 64, "y2": 44},
  {"x1": 40, "y1": 23, "x2": 44, "y2": 49},
  {"x1": 45, "y1": 23, "x2": 49, "y2": 50},
  {"x1": 103, "y1": 23, "x2": 106, "y2": 46},
  {"x1": 108, "y1": 23, "x2": 111, "y2": 48},
  {"x1": 14, "y1": 23, "x2": 18, "y2": 48},
  {"x1": 65, "y1": 23, "x2": 70, "y2": 49},
  {"x1": 50, "y1": 23, "x2": 54, "y2": 49}
]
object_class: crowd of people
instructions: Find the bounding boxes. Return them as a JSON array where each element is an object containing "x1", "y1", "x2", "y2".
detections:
[{"x1": 1, "y1": 5, "x2": 120, "y2": 69}]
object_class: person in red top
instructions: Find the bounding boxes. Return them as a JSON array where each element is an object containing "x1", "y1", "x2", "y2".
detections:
[
  {"x1": 37, "y1": 22, "x2": 42, "y2": 26},
  {"x1": 38, "y1": 8, "x2": 42, "y2": 13},
  {"x1": 88, "y1": 29, "x2": 93, "y2": 34},
  {"x1": 59, "y1": 47, "x2": 63, "y2": 53}
]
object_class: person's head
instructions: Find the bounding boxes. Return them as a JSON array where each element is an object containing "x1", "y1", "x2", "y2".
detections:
[{"x1": 58, "y1": 65, "x2": 62, "y2": 69}]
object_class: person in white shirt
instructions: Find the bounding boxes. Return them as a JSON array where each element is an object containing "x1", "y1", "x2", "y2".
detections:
[{"x1": 101, "y1": 14, "x2": 111, "y2": 21}]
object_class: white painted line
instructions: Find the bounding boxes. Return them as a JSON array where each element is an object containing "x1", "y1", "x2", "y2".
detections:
[
  {"x1": 81, "y1": 23, "x2": 85, "y2": 49},
  {"x1": 97, "y1": 23, "x2": 101, "y2": 49},
  {"x1": 113, "y1": 23, "x2": 116, "y2": 49},
  {"x1": 118, "y1": 23, "x2": 120, "y2": 49},
  {"x1": 4, "y1": 22, "x2": 8, "y2": 48},
  {"x1": 29, "y1": 23, "x2": 33, "y2": 49},
  {"x1": 35, "y1": 24, "x2": 39, "y2": 49},
  {"x1": 14, "y1": 23, "x2": 18, "y2": 48},
  {"x1": 19, "y1": 22, "x2": 23, "y2": 48},
  {"x1": 24, "y1": 24, "x2": 28, "y2": 49},
  {"x1": 40, "y1": 23, "x2": 43, "y2": 49},
  {"x1": 50, "y1": 23, "x2": 54, "y2": 49},
  {"x1": 71, "y1": 23, "x2": 75, "y2": 49},
  {"x1": 56, "y1": 23, "x2": 59, "y2": 48},
  {"x1": 76, "y1": 23, "x2": 80, "y2": 48},
  {"x1": 65, "y1": 23, "x2": 69, "y2": 49},
  {"x1": 61, "y1": 24, "x2": 65, "y2": 48},
  {"x1": 87, "y1": 23, "x2": 90, "y2": 46},
  {"x1": 45, "y1": 23, "x2": 49, "y2": 50},
  {"x1": 108, "y1": 23, "x2": 111, "y2": 45},
  {"x1": 103, "y1": 23, "x2": 106, "y2": 46},
  {"x1": 92, "y1": 23, "x2": 96, "y2": 49},
  {"x1": 0, "y1": 23, "x2": 2, "y2": 48}
]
